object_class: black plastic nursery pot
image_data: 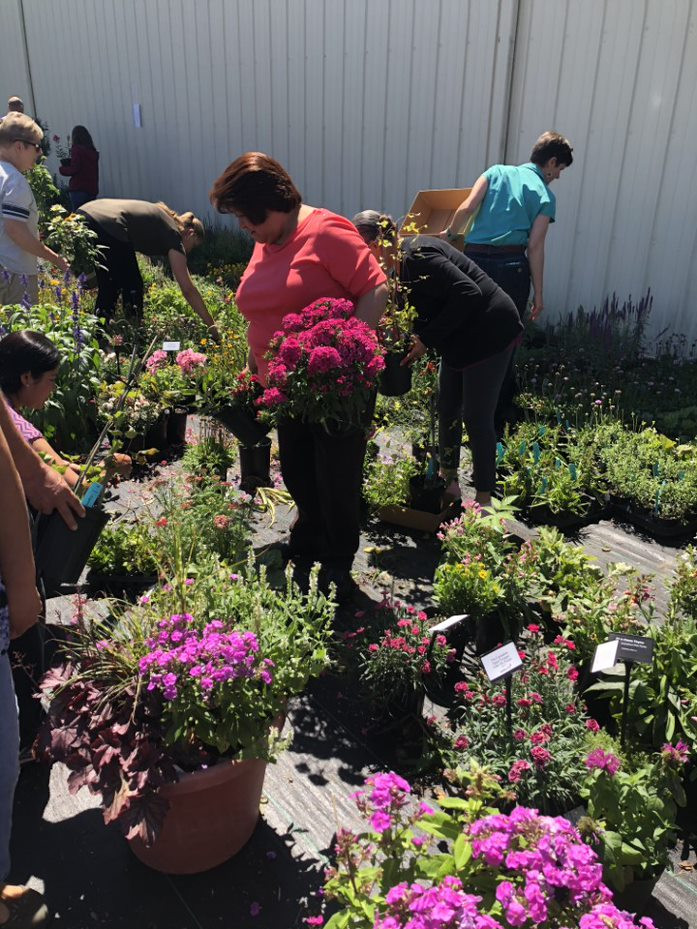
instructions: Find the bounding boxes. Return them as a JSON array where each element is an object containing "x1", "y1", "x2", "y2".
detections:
[
  {"x1": 378, "y1": 351, "x2": 412, "y2": 397},
  {"x1": 369, "y1": 690, "x2": 426, "y2": 761},
  {"x1": 36, "y1": 506, "x2": 110, "y2": 590},
  {"x1": 85, "y1": 571, "x2": 158, "y2": 600},
  {"x1": 408, "y1": 475, "x2": 446, "y2": 514},
  {"x1": 128, "y1": 413, "x2": 169, "y2": 452},
  {"x1": 525, "y1": 500, "x2": 608, "y2": 531},
  {"x1": 213, "y1": 405, "x2": 270, "y2": 448},
  {"x1": 239, "y1": 438, "x2": 272, "y2": 494},
  {"x1": 166, "y1": 408, "x2": 188, "y2": 446}
]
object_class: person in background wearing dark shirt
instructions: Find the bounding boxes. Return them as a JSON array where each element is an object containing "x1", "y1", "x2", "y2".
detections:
[
  {"x1": 354, "y1": 211, "x2": 522, "y2": 508},
  {"x1": 77, "y1": 198, "x2": 218, "y2": 337},
  {"x1": 58, "y1": 125, "x2": 99, "y2": 210}
]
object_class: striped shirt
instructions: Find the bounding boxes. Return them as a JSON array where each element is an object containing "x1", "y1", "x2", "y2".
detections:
[
  {"x1": 4, "y1": 399, "x2": 42, "y2": 444},
  {"x1": 0, "y1": 160, "x2": 38, "y2": 276}
]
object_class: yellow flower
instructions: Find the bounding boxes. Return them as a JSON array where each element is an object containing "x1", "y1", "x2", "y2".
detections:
[
  {"x1": 49, "y1": 278, "x2": 59, "y2": 286},
  {"x1": 200, "y1": 339, "x2": 207, "y2": 346},
  {"x1": 478, "y1": 569, "x2": 490, "y2": 580}
]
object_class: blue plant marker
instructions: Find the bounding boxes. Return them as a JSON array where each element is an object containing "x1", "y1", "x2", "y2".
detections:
[
  {"x1": 538, "y1": 425, "x2": 547, "y2": 437},
  {"x1": 652, "y1": 462, "x2": 660, "y2": 478},
  {"x1": 654, "y1": 487, "x2": 661, "y2": 515},
  {"x1": 565, "y1": 418, "x2": 571, "y2": 430},
  {"x1": 532, "y1": 441, "x2": 541, "y2": 464},
  {"x1": 540, "y1": 476, "x2": 549, "y2": 493},
  {"x1": 555, "y1": 412, "x2": 562, "y2": 425},
  {"x1": 519, "y1": 440, "x2": 527, "y2": 456},
  {"x1": 554, "y1": 457, "x2": 562, "y2": 470},
  {"x1": 678, "y1": 470, "x2": 686, "y2": 482},
  {"x1": 568, "y1": 462, "x2": 578, "y2": 481},
  {"x1": 82, "y1": 482, "x2": 103, "y2": 508},
  {"x1": 496, "y1": 442, "x2": 505, "y2": 465},
  {"x1": 426, "y1": 455, "x2": 438, "y2": 481}
]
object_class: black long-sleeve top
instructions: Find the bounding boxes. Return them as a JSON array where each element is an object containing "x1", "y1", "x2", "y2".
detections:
[{"x1": 400, "y1": 236, "x2": 523, "y2": 368}]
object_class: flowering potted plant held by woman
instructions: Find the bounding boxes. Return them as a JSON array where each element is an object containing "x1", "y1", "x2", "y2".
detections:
[
  {"x1": 37, "y1": 553, "x2": 335, "y2": 874},
  {"x1": 257, "y1": 297, "x2": 385, "y2": 433}
]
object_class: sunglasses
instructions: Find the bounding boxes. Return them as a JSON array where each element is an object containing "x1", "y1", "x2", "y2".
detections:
[{"x1": 13, "y1": 139, "x2": 41, "y2": 152}]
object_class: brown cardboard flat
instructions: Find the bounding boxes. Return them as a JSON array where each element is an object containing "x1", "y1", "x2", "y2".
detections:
[
  {"x1": 378, "y1": 494, "x2": 461, "y2": 533},
  {"x1": 400, "y1": 188, "x2": 472, "y2": 249}
]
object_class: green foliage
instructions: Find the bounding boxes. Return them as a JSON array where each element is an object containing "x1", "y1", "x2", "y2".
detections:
[
  {"x1": 88, "y1": 520, "x2": 160, "y2": 576},
  {"x1": 182, "y1": 427, "x2": 237, "y2": 480},
  {"x1": 41, "y1": 205, "x2": 104, "y2": 276},
  {"x1": 362, "y1": 451, "x2": 419, "y2": 508},
  {"x1": 2, "y1": 300, "x2": 103, "y2": 452},
  {"x1": 670, "y1": 545, "x2": 697, "y2": 619},
  {"x1": 580, "y1": 741, "x2": 686, "y2": 890}
]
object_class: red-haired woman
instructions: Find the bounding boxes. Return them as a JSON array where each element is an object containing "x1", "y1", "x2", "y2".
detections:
[{"x1": 211, "y1": 153, "x2": 387, "y2": 601}]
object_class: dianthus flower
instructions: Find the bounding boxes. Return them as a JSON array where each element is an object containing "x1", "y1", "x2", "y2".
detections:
[{"x1": 661, "y1": 740, "x2": 690, "y2": 767}]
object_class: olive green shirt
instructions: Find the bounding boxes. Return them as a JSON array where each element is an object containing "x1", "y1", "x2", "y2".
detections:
[{"x1": 79, "y1": 199, "x2": 184, "y2": 256}]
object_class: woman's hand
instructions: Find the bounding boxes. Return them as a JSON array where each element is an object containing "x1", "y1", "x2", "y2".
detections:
[
  {"x1": 401, "y1": 335, "x2": 427, "y2": 366},
  {"x1": 7, "y1": 577, "x2": 42, "y2": 639}
]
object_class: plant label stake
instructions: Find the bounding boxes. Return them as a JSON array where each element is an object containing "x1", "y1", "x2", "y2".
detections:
[
  {"x1": 593, "y1": 634, "x2": 654, "y2": 746},
  {"x1": 82, "y1": 482, "x2": 104, "y2": 508},
  {"x1": 480, "y1": 642, "x2": 522, "y2": 744},
  {"x1": 496, "y1": 442, "x2": 505, "y2": 465},
  {"x1": 163, "y1": 341, "x2": 181, "y2": 352}
]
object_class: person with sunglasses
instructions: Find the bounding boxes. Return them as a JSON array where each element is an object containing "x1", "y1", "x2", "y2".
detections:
[{"x1": 0, "y1": 113, "x2": 68, "y2": 307}]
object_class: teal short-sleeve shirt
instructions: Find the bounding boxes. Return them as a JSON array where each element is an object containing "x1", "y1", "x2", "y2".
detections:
[{"x1": 467, "y1": 162, "x2": 556, "y2": 247}]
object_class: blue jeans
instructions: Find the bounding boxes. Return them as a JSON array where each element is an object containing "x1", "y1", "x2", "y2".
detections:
[
  {"x1": 0, "y1": 653, "x2": 19, "y2": 882},
  {"x1": 464, "y1": 249, "x2": 530, "y2": 421}
]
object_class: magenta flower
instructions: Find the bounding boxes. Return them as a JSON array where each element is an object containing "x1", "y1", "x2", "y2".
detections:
[{"x1": 585, "y1": 749, "x2": 621, "y2": 776}]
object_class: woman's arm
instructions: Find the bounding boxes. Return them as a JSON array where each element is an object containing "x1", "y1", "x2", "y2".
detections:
[
  {"x1": 58, "y1": 149, "x2": 79, "y2": 176},
  {"x1": 32, "y1": 438, "x2": 80, "y2": 489},
  {"x1": 0, "y1": 423, "x2": 41, "y2": 639},
  {"x1": 353, "y1": 282, "x2": 388, "y2": 330},
  {"x1": 527, "y1": 214, "x2": 550, "y2": 321},
  {"x1": 442, "y1": 173, "x2": 489, "y2": 237},
  {"x1": 169, "y1": 249, "x2": 220, "y2": 339}
]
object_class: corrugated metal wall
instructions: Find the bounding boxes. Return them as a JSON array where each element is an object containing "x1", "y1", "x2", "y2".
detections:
[
  {"x1": 507, "y1": 0, "x2": 697, "y2": 341},
  {"x1": 4, "y1": 0, "x2": 514, "y2": 224},
  {"x1": 1, "y1": 0, "x2": 697, "y2": 341}
]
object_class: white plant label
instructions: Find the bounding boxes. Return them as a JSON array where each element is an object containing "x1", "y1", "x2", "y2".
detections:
[
  {"x1": 591, "y1": 639, "x2": 619, "y2": 674},
  {"x1": 163, "y1": 341, "x2": 181, "y2": 352},
  {"x1": 481, "y1": 641, "x2": 522, "y2": 683},
  {"x1": 430, "y1": 614, "x2": 468, "y2": 634}
]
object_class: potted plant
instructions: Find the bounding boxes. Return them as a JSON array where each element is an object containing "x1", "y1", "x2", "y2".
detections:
[
  {"x1": 376, "y1": 266, "x2": 417, "y2": 397},
  {"x1": 258, "y1": 297, "x2": 385, "y2": 434},
  {"x1": 86, "y1": 519, "x2": 160, "y2": 596},
  {"x1": 141, "y1": 347, "x2": 207, "y2": 444},
  {"x1": 182, "y1": 420, "x2": 236, "y2": 481},
  {"x1": 431, "y1": 625, "x2": 592, "y2": 815},
  {"x1": 339, "y1": 599, "x2": 456, "y2": 754},
  {"x1": 37, "y1": 555, "x2": 335, "y2": 874},
  {"x1": 308, "y1": 766, "x2": 656, "y2": 928},
  {"x1": 98, "y1": 380, "x2": 166, "y2": 452},
  {"x1": 579, "y1": 739, "x2": 689, "y2": 911}
]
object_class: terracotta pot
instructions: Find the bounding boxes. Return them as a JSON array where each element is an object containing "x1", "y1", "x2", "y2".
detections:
[{"x1": 128, "y1": 754, "x2": 269, "y2": 874}]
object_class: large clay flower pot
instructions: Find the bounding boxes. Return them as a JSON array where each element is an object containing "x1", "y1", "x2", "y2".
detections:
[{"x1": 128, "y1": 755, "x2": 269, "y2": 874}]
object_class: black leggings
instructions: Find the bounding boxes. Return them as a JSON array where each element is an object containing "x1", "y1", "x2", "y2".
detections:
[
  {"x1": 81, "y1": 216, "x2": 143, "y2": 318},
  {"x1": 438, "y1": 343, "x2": 514, "y2": 492}
]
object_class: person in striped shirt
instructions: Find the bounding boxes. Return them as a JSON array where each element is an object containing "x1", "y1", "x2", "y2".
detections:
[{"x1": 0, "y1": 113, "x2": 67, "y2": 307}]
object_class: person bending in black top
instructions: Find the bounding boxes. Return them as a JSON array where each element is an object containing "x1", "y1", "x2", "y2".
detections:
[{"x1": 353, "y1": 211, "x2": 522, "y2": 507}]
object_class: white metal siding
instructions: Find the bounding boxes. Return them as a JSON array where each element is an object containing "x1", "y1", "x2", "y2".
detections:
[
  {"x1": 507, "y1": 0, "x2": 697, "y2": 341},
  {"x1": 2, "y1": 0, "x2": 697, "y2": 341},
  {"x1": 9, "y1": 0, "x2": 513, "y2": 221}
]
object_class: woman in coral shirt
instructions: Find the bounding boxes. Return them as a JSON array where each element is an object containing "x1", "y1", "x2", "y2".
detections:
[{"x1": 211, "y1": 153, "x2": 387, "y2": 601}]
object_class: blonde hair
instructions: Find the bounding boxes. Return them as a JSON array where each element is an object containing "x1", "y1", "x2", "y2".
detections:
[
  {"x1": 156, "y1": 202, "x2": 204, "y2": 242},
  {"x1": 0, "y1": 112, "x2": 43, "y2": 148}
]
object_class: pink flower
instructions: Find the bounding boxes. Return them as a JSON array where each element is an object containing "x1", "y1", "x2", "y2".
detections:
[
  {"x1": 259, "y1": 386, "x2": 288, "y2": 408},
  {"x1": 214, "y1": 514, "x2": 230, "y2": 530},
  {"x1": 176, "y1": 349, "x2": 207, "y2": 375},
  {"x1": 586, "y1": 718, "x2": 600, "y2": 732},
  {"x1": 585, "y1": 749, "x2": 621, "y2": 775},
  {"x1": 508, "y1": 760, "x2": 532, "y2": 783},
  {"x1": 531, "y1": 746, "x2": 553, "y2": 767},
  {"x1": 454, "y1": 735, "x2": 470, "y2": 750},
  {"x1": 661, "y1": 741, "x2": 690, "y2": 767},
  {"x1": 145, "y1": 349, "x2": 168, "y2": 373},
  {"x1": 307, "y1": 345, "x2": 342, "y2": 375}
]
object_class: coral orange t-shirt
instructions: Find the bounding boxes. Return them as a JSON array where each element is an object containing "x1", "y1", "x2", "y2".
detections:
[{"x1": 235, "y1": 208, "x2": 386, "y2": 382}]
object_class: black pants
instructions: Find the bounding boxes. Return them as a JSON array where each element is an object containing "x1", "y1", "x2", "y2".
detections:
[
  {"x1": 277, "y1": 419, "x2": 369, "y2": 571},
  {"x1": 80, "y1": 215, "x2": 143, "y2": 318},
  {"x1": 438, "y1": 343, "x2": 514, "y2": 492},
  {"x1": 464, "y1": 249, "x2": 530, "y2": 424},
  {"x1": 9, "y1": 623, "x2": 45, "y2": 751}
]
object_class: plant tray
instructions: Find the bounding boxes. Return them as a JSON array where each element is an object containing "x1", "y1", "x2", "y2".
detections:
[
  {"x1": 378, "y1": 494, "x2": 461, "y2": 533},
  {"x1": 524, "y1": 501, "x2": 608, "y2": 531},
  {"x1": 611, "y1": 500, "x2": 697, "y2": 540}
]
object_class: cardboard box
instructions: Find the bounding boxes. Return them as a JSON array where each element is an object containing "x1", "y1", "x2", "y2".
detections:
[
  {"x1": 400, "y1": 188, "x2": 472, "y2": 249},
  {"x1": 378, "y1": 494, "x2": 461, "y2": 534}
]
